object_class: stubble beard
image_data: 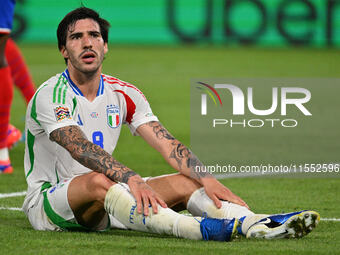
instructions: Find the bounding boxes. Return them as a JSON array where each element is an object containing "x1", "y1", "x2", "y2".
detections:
[{"x1": 68, "y1": 50, "x2": 105, "y2": 77}]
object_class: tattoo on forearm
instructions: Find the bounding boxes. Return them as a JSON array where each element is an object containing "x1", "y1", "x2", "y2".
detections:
[
  {"x1": 187, "y1": 152, "x2": 211, "y2": 179},
  {"x1": 148, "y1": 121, "x2": 211, "y2": 179},
  {"x1": 50, "y1": 125, "x2": 136, "y2": 183},
  {"x1": 169, "y1": 143, "x2": 190, "y2": 169},
  {"x1": 147, "y1": 121, "x2": 175, "y2": 140}
]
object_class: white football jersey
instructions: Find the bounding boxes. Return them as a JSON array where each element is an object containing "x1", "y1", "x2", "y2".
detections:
[{"x1": 22, "y1": 69, "x2": 158, "y2": 213}]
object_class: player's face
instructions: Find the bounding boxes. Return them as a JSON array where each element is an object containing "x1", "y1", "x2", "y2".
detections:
[{"x1": 61, "y1": 18, "x2": 108, "y2": 74}]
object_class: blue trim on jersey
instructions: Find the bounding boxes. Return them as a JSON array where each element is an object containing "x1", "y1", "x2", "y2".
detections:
[
  {"x1": 96, "y1": 76, "x2": 104, "y2": 96},
  {"x1": 62, "y1": 69, "x2": 104, "y2": 97},
  {"x1": 62, "y1": 70, "x2": 82, "y2": 96},
  {"x1": 100, "y1": 76, "x2": 104, "y2": 95}
]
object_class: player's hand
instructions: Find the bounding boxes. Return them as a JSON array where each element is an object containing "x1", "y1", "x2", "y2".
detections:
[
  {"x1": 201, "y1": 177, "x2": 249, "y2": 209},
  {"x1": 127, "y1": 175, "x2": 167, "y2": 216}
]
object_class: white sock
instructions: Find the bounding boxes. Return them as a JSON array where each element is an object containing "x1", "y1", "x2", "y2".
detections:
[
  {"x1": 187, "y1": 187, "x2": 255, "y2": 219},
  {"x1": 104, "y1": 183, "x2": 203, "y2": 240},
  {"x1": 187, "y1": 187, "x2": 258, "y2": 235},
  {"x1": 0, "y1": 147, "x2": 9, "y2": 161},
  {"x1": 108, "y1": 214, "x2": 128, "y2": 230}
]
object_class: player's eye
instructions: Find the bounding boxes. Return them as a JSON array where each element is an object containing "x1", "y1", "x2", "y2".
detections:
[
  {"x1": 90, "y1": 32, "x2": 101, "y2": 38},
  {"x1": 70, "y1": 34, "x2": 81, "y2": 40}
]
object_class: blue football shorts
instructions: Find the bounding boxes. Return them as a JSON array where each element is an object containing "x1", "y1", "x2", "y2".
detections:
[{"x1": 0, "y1": 0, "x2": 16, "y2": 34}]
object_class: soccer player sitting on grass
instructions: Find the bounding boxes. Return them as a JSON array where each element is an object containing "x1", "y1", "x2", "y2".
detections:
[{"x1": 23, "y1": 7, "x2": 320, "y2": 241}]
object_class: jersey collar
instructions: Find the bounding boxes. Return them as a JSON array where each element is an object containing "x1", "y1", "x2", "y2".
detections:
[{"x1": 62, "y1": 69, "x2": 104, "y2": 97}]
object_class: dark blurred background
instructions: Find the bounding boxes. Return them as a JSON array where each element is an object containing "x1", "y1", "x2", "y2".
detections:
[{"x1": 12, "y1": 0, "x2": 340, "y2": 47}]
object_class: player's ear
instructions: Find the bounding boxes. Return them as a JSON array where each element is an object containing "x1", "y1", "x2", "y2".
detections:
[
  {"x1": 60, "y1": 46, "x2": 69, "y2": 59},
  {"x1": 104, "y1": 42, "x2": 108, "y2": 54}
]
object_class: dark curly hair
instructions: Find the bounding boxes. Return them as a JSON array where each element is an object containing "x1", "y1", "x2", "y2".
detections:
[{"x1": 57, "y1": 7, "x2": 110, "y2": 63}]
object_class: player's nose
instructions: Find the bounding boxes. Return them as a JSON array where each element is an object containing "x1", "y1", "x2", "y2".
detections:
[{"x1": 82, "y1": 35, "x2": 93, "y2": 48}]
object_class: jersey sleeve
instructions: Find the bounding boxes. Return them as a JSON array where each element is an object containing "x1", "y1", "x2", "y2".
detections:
[
  {"x1": 32, "y1": 77, "x2": 78, "y2": 136},
  {"x1": 117, "y1": 87, "x2": 158, "y2": 135}
]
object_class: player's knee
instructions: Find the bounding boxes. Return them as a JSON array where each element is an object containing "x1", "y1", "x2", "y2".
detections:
[
  {"x1": 177, "y1": 174, "x2": 201, "y2": 195},
  {"x1": 87, "y1": 173, "x2": 115, "y2": 201}
]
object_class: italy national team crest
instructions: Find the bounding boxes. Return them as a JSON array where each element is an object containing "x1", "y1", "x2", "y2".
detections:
[{"x1": 106, "y1": 105, "x2": 120, "y2": 128}]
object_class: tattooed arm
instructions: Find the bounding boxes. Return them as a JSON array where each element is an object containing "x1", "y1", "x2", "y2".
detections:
[
  {"x1": 50, "y1": 125, "x2": 137, "y2": 182},
  {"x1": 136, "y1": 121, "x2": 211, "y2": 180},
  {"x1": 137, "y1": 121, "x2": 249, "y2": 209},
  {"x1": 50, "y1": 125, "x2": 167, "y2": 215}
]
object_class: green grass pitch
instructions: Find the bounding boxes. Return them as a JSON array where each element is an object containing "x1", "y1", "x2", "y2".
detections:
[{"x1": 1, "y1": 44, "x2": 340, "y2": 254}]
